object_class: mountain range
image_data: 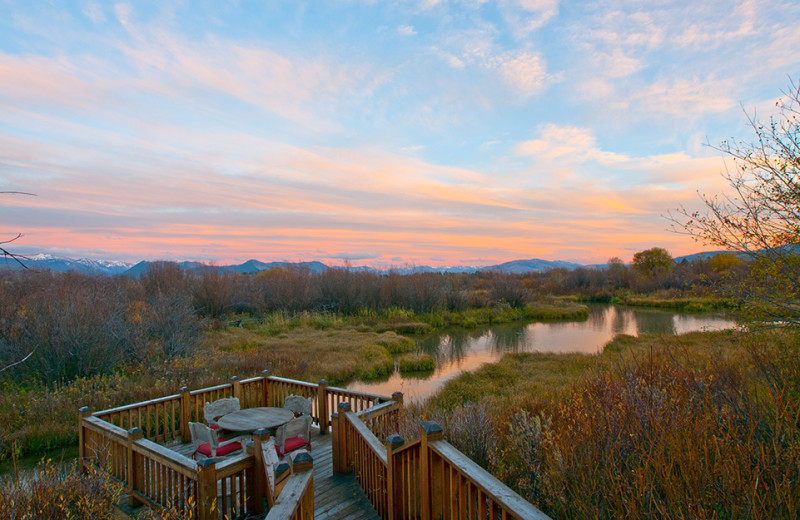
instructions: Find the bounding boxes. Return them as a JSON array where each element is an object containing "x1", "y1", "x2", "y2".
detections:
[{"x1": 5, "y1": 252, "x2": 727, "y2": 277}]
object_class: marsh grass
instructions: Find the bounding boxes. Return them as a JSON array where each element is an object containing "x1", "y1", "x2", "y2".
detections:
[
  {"x1": 419, "y1": 301, "x2": 589, "y2": 329},
  {"x1": 415, "y1": 329, "x2": 800, "y2": 519},
  {"x1": 613, "y1": 293, "x2": 737, "y2": 312},
  {"x1": 426, "y1": 351, "x2": 598, "y2": 411},
  {"x1": 397, "y1": 353, "x2": 435, "y2": 373},
  {"x1": 207, "y1": 326, "x2": 410, "y2": 383}
]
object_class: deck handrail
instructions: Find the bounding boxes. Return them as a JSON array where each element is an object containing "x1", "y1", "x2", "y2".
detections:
[
  {"x1": 346, "y1": 408, "x2": 389, "y2": 465},
  {"x1": 333, "y1": 405, "x2": 552, "y2": 520},
  {"x1": 328, "y1": 385, "x2": 393, "y2": 403},
  {"x1": 428, "y1": 438, "x2": 550, "y2": 520},
  {"x1": 88, "y1": 370, "x2": 388, "y2": 446},
  {"x1": 94, "y1": 393, "x2": 182, "y2": 417}
]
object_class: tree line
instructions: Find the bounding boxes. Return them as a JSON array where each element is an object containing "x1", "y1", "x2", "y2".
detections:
[{"x1": 0, "y1": 251, "x2": 746, "y2": 387}]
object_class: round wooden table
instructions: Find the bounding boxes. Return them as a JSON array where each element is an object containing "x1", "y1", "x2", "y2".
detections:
[{"x1": 216, "y1": 407, "x2": 295, "y2": 433}]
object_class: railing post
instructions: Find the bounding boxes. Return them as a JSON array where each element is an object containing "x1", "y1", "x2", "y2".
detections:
[
  {"x1": 290, "y1": 451, "x2": 314, "y2": 520},
  {"x1": 391, "y1": 391, "x2": 404, "y2": 433},
  {"x1": 261, "y1": 370, "x2": 271, "y2": 407},
  {"x1": 251, "y1": 428, "x2": 270, "y2": 514},
  {"x1": 180, "y1": 386, "x2": 191, "y2": 441},
  {"x1": 127, "y1": 427, "x2": 144, "y2": 507},
  {"x1": 391, "y1": 391, "x2": 404, "y2": 406},
  {"x1": 420, "y1": 421, "x2": 443, "y2": 520},
  {"x1": 290, "y1": 449, "x2": 313, "y2": 472},
  {"x1": 386, "y1": 434, "x2": 404, "y2": 520},
  {"x1": 331, "y1": 411, "x2": 341, "y2": 473},
  {"x1": 317, "y1": 379, "x2": 329, "y2": 433},
  {"x1": 230, "y1": 376, "x2": 241, "y2": 400},
  {"x1": 78, "y1": 406, "x2": 92, "y2": 473},
  {"x1": 197, "y1": 458, "x2": 218, "y2": 520},
  {"x1": 336, "y1": 402, "x2": 351, "y2": 474}
]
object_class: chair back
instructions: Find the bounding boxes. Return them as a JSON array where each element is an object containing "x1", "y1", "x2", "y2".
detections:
[
  {"x1": 204, "y1": 397, "x2": 240, "y2": 425},
  {"x1": 189, "y1": 421, "x2": 218, "y2": 450},
  {"x1": 283, "y1": 395, "x2": 312, "y2": 416},
  {"x1": 275, "y1": 415, "x2": 312, "y2": 449},
  {"x1": 261, "y1": 439, "x2": 281, "y2": 500}
]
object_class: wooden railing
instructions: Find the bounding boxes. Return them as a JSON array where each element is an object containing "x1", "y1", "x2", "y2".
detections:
[
  {"x1": 333, "y1": 405, "x2": 550, "y2": 520},
  {"x1": 79, "y1": 372, "x2": 393, "y2": 519},
  {"x1": 80, "y1": 371, "x2": 545, "y2": 519},
  {"x1": 80, "y1": 410, "x2": 253, "y2": 519},
  {"x1": 263, "y1": 454, "x2": 314, "y2": 520},
  {"x1": 91, "y1": 371, "x2": 391, "y2": 445}
]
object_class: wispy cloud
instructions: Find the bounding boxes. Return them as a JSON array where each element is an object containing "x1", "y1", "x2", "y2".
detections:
[
  {"x1": 1, "y1": 0, "x2": 798, "y2": 266},
  {"x1": 515, "y1": 124, "x2": 630, "y2": 165},
  {"x1": 398, "y1": 24, "x2": 417, "y2": 36},
  {"x1": 499, "y1": 0, "x2": 560, "y2": 39}
]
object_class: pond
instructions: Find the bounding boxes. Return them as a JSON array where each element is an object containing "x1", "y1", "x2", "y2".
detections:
[{"x1": 347, "y1": 304, "x2": 737, "y2": 403}]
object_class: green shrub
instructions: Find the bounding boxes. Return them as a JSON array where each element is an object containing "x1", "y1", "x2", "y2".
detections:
[
  {"x1": 377, "y1": 335, "x2": 416, "y2": 354},
  {"x1": 398, "y1": 354, "x2": 435, "y2": 373},
  {"x1": 523, "y1": 302, "x2": 589, "y2": 320}
]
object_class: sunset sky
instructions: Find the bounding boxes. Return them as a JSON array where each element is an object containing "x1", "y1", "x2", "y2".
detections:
[{"x1": 2, "y1": 1, "x2": 799, "y2": 268}]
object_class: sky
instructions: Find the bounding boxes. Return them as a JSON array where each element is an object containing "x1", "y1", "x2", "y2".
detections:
[{"x1": 1, "y1": 0, "x2": 799, "y2": 268}]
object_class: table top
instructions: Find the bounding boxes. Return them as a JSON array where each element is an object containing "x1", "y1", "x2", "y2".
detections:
[{"x1": 216, "y1": 407, "x2": 295, "y2": 433}]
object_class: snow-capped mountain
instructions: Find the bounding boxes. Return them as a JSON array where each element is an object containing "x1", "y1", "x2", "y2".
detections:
[{"x1": 10, "y1": 254, "x2": 134, "y2": 275}]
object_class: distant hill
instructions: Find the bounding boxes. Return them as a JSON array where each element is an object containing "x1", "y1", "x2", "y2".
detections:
[
  {"x1": 7, "y1": 251, "x2": 749, "y2": 277},
  {"x1": 227, "y1": 260, "x2": 329, "y2": 275},
  {"x1": 673, "y1": 251, "x2": 748, "y2": 263},
  {"x1": 481, "y1": 258, "x2": 583, "y2": 274},
  {"x1": 11, "y1": 254, "x2": 133, "y2": 275},
  {"x1": 125, "y1": 259, "x2": 329, "y2": 277}
]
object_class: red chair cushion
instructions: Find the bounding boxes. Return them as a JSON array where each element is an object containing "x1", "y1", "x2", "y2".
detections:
[
  {"x1": 276, "y1": 436, "x2": 310, "y2": 456},
  {"x1": 196, "y1": 440, "x2": 242, "y2": 457}
]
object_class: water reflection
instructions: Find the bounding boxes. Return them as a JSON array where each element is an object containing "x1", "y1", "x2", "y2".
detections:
[{"x1": 348, "y1": 304, "x2": 736, "y2": 403}]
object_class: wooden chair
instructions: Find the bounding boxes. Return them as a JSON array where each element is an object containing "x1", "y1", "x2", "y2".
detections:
[
  {"x1": 204, "y1": 397, "x2": 240, "y2": 430},
  {"x1": 274, "y1": 415, "x2": 312, "y2": 457},
  {"x1": 260, "y1": 438, "x2": 281, "y2": 506},
  {"x1": 282, "y1": 395, "x2": 312, "y2": 417},
  {"x1": 189, "y1": 422, "x2": 243, "y2": 459}
]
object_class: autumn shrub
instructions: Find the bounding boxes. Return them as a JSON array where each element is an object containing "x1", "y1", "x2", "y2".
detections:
[
  {"x1": 527, "y1": 349, "x2": 800, "y2": 519},
  {"x1": 0, "y1": 459, "x2": 122, "y2": 519},
  {"x1": 0, "y1": 269, "x2": 201, "y2": 386},
  {"x1": 420, "y1": 330, "x2": 800, "y2": 519},
  {"x1": 398, "y1": 401, "x2": 498, "y2": 469}
]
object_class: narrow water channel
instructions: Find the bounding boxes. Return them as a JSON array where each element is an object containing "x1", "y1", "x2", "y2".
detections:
[{"x1": 347, "y1": 304, "x2": 737, "y2": 403}]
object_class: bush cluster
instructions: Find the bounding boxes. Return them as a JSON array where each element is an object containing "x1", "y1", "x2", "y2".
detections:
[
  {"x1": 406, "y1": 330, "x2": 800, "y2": 519},
  {"x1": 0, "y1": 459, "x2": 122, "y2": 519}
]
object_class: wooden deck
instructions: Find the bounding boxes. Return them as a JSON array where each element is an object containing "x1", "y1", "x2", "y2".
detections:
[
  {"x1": 311, "y1": 430, "x2": 379, "y2": 520},
  {"x1": 170, "y1": 428, "x2": 379, "y2": 520}
]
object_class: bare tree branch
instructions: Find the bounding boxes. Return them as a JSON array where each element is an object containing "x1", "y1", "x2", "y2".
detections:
[
  {"x1": 1, "y1": 191, "x2": 36, "y2": 268},
  {"x1": 668, "y1": 78, "x2": 800, "y2": 329},
  {"x1": 0, "y1": 350, "x2": 35, "y2": 374}
]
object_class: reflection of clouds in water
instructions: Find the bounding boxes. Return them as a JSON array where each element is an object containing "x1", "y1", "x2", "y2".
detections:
[
  {"x1": 673, "y1": 315, "x2": 739, "y2": 334},
  {"x1": 349, "y1": 305, "x2": 737, "y2": 403}
]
